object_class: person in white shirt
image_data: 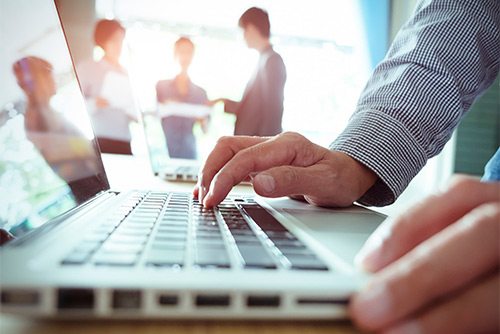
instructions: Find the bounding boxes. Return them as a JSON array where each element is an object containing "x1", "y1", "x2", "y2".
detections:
[{"x1": 77, "y1": 19, "x2": 137, "y2": 155}]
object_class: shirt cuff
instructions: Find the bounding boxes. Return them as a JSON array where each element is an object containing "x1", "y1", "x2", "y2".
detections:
[{"x1": 329, "y1": 109, "x2": 428, "y2": 206}]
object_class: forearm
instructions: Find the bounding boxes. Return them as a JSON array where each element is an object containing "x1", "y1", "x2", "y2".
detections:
[{"x1": 331, "y1": 0, "x2": 500, "y2": 206}]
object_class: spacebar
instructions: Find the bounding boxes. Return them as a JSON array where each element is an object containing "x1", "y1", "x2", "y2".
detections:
[{"x1": 241, "y1": 205, "x2": 287, "y2": 231}]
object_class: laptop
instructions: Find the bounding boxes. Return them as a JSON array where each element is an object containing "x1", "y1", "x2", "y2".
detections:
[
  {"x1": 127, "y1": 49, "x2": 203, "y2": 183},
  {"x1": 140, "y1": 108, "x2": 202, "y2": 182},
  {"x1": 0, "y1": 0, "x2": 385, "y2": 320}
]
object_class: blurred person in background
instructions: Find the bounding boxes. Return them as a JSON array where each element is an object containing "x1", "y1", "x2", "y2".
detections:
[
  {"x1": 13, "y1": 56, "x2": 102, "y2": 203},
  {"x1": 211, "y1": 7, "x2": 286, "y2": 136},
  {"x1": 156, "y1": 37, "x2": 209, "y2": 159},
  {"x1": 77, "y1": 19, "x2": 137, "y2": 155}
]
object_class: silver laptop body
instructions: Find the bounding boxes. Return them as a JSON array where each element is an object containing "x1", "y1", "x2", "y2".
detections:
[{"x1": 0, "y1": 0, "x2": 385, "y2": 320}]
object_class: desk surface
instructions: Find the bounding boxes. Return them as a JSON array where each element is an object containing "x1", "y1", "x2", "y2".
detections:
[
  {"x1": 0, "y1": 154, "x2": 366, "y2": 334},
  {"x1": 0, "y1": 316, "x2": 364, "y2": 334}
]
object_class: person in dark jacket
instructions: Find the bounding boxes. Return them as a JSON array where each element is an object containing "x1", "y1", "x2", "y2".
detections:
[{"x1": 213, "y1": 7, "x2": 286, "y2": 136}]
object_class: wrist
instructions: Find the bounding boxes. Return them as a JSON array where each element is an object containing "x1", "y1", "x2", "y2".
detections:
[{"x1": 329, "y1": 150, "x2": 378, "y2": 205}]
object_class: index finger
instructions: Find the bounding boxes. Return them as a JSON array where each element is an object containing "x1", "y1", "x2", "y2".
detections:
[
  {"x1": 203, "y1": 132, "x2": 323, "y2": 207},
  {"x1": 196, "y1": 136, "x2": 267, "y2": 201}
]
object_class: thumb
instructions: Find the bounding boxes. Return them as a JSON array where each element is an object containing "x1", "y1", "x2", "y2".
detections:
[{"x1": 252, "y1": 166, "x2": 313, "y2": 198}]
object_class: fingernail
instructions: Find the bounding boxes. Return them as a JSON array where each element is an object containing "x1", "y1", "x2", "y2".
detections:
[
  {"x1": 352, "y1": 282, "x2": 391, "y2": 324},
  {"x1": 255, "y1": 173, "x2": 275, "y2": 194},
  {"x1": 203, "y1": 189, "x2": 212, "y2": 207},
  {"x1": 199, "y1": 185, "x2": 207, "y2": 202}
]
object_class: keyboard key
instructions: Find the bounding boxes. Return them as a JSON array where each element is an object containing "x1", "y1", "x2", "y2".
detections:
[
  {"x1": 154, "y1": 235, "x2": 187, "y2": 243},
  {"x1": 271, "y1": 239, "x2": 305, "y2": 248},
  {"x1": 157, "y1": 226, "x2": 188, "y2": 233},
  {"x1": 241, "y1": 205, "x2": 287, "y2": 231},
  {"x1": 163, "y1": 211, "x2": 188, "y2": 217},
  {"x1": 94, "y1": 253, "x2": 138, "y2": 266},
  {"x1": 100, "y1": 242, "x2": 144, "y2": 253},
  {"x1": 194, "y1": 222, "x2": 219, "y2": 229},
  {"x1": 108, "y1": 234, "x2": 148, "y2": 244},
  {"x1": 83, "y1": 232, "x2": 109, "y2": 243},
  {"x1": 276, "y1": 246, "x2": 313, "y2": 256},
  {"x1": 195, "y1": 239, "x2": 225, "y2": 248},
  {"x1": 130, "y1": 212, "x2": 159, "y2": 219},
  {"x1": 126, "y1": 217, "x2": 158, "y2": 225},
  {"x1": 236, "y1": 244, "x2": 277, "y2": 269},
  {"x1": 285, "y1": 254, "x2": 328, "y2": 271},
  {"x1": 72, "y1": 240, "x2": 102, "y2": 253},
  {"x1": 145, "y1": 249, "x2": 185, "y2": 267},
  {"x1": 232, "y1": 235, "x2": 261, "y2": 244},
  {"x1": 61, "y1": 251, "x2": 91, "y2": 265},
  {"x1": 195, "y1": 248, "x2": 230, "y2": 268},
  {"x1": 265, "y1": 231, "x2": 297, "y2": 240},
  {"x1": 161, "y1": 217, "x2": 188, "y2": 223},
  {"x1": 114, "y1": 227, "x2": 152, "y2": 236},
  {"x1": 121, "y1": 221, "x2": 155, "y2": 230},
  {"x1": 151, "y1": 241, "x2": 185, "y2": 250},
  {"x1": 194, "y1": 230, "x2": 222, "y2": 238},
  {"x1": 230, "y1": 230, "x2": 256, "y2": 236},
  {"x1": 92, "y1": 225, "x2": 117, "y2": 234},
  {"x1": 226, "y1": 223, "x2": 250, "y2": 230}
]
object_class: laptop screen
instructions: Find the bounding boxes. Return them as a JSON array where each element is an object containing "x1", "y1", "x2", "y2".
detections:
[{"x1": 0, "y1": 0, "x2": 109, "y2": 239}]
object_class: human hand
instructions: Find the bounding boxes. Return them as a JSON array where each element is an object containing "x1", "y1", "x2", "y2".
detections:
[
  {"x1": 205, "y1": 98, "x2": 226, "y2": 107},
  {"x1": 95, "y1": 96, "x2": 109, "y2": 108},
  {"x1": 200, "y1": 116, "x2": 210, "y2": 133},
  {"x1": 193, "y1": 132, "x2": 377, "y2": 207},
  {"x1": 349, "y1": 176, "x2": 500, "y2": 333}
]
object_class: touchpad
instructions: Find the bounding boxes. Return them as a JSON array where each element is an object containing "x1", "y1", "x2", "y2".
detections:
[{"x1": 283, "y1": 208, "x2": 385, "y2": 265}]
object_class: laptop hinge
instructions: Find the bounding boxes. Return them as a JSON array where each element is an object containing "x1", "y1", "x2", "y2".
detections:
[{"x1": 5, "y1": 190, "x2": 118, "y2": 248}]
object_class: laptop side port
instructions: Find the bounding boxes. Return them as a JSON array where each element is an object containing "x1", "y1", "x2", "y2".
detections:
[
  {"x1": 195, "y1": 294, "x2": 230, "y2": 307},
  {"x1": 57, "y1": 288, "x2": 94, "y2": 310},
  {"x1": 1, "y1": 290, "x2": 40, "y2": 306},
  {"x1": 158, "y1": 294, "x2": 178, "y2": 306},
  {"x1": 112, "y1": 290, "x2": 141, "y2": 309},
  {"x1": 296, "y1": 298, "x2": 349, "y2": 305},
  {"x1": 246, "y1": 295, "x2": 280, "y2": 308}
]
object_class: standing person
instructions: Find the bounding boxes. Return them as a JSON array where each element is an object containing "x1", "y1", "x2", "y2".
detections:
[
  {"x1": 77, "y1": 19, "x2": 136, "y2": 155},
  {"x1": 156, "y1": 37, "x2": 208, "y2": 159},
  {"x1": 214, "y1": 7, "x2": 287, "y2": 136}
]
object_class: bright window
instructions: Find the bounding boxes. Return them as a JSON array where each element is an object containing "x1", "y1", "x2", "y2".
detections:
[{"x1": 96, "y1": 0, "x2": 372, "y2": 158}]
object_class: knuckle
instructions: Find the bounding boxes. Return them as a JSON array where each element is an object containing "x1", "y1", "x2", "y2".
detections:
[
  {"x1": 469, "y1": 202, "x2": 500, "y2": 229},
  {"x1": 215, "y1": 135, "x2": 233, "y2": 147},
  {"x1": 279, "y1": 131, "x2": 304, "y2": 142},
  {"x1": 446, "y1": 176, "x2": 500, "y2": 203},
  {"x1": 392, "y1": 249, "x2": 439, "y2": 305},
  {"x1": 446, "y1": 175, "x2": 478, "y2": 194}
]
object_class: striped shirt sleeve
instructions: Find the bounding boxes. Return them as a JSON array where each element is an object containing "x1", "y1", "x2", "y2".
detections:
[{"x1": 330, "y1": 0, "x2": 500, "y2": 206}]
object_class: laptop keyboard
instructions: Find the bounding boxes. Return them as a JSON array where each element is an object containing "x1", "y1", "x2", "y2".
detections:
[{"x1": 61, "y1": 192, "x2": 328, "y2": 271}]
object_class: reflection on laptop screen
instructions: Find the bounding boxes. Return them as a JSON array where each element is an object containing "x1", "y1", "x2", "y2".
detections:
[{"x1": 0, "y1": 0, "x2": 109, "y2": 238}]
